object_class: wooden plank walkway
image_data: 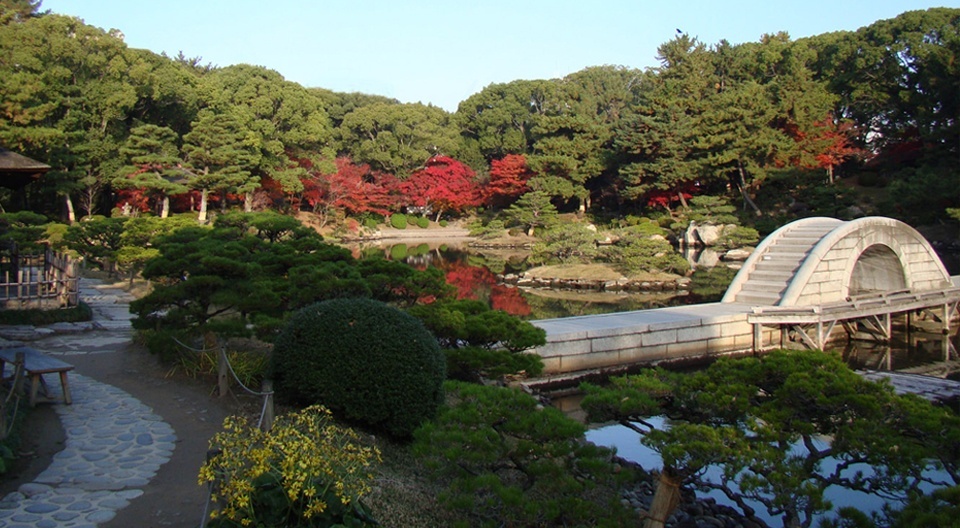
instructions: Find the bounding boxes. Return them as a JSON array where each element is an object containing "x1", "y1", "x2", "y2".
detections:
[{"x1": 747, "y1": 287, "x2": 960, "y2": 350}]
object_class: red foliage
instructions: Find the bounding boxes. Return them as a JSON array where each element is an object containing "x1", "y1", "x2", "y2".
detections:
[
  {"x1": 445, "y1": 262, "x2": 497, "y2": 300},
  {"x1": 789, "y1": 114, "x2": 864, "y2": 178},
  {"x1": 811, "y1": 118, "x2": 863, "y2": 171},
  {"x1": 115, "y1": 189, "x2": 151, "y2": 213},
  {"x1": 485, "y1": 154, "x2": 532, "y2": 207},
  {"x1": 644, "y1": 182, "x2": 698, "y2": 210},
  {"x1": 441, "y1": 260, "x2": 531, "y2": 317},
  {"x1": 399, "y1": 156, "x2": 483, "y2": 218},
  {"x1": 303, "y1": 157, "x2": 400, "y2": 216},
  {"x1": 169, "y1": 190, "x2": 201, "y2": 212},
  {"x1": 490, "y1": 285, "x2": 531, "y2": 316}
]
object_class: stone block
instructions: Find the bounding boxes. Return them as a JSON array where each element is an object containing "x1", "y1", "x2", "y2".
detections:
[
  {"x1": 619, "y1": 344, "x2": 667, "y2": 364},
  {"x1": 535, "y1": 339, "x2": 591, "y2": 358},
  {"x1": 719, "y1": 320, "x2": 753, "y2": 337},
  {"x1": 592, "y1": 333, "x2": 642, "y2": 353},
  {"x1": 558, "y1": 350, "x2": 622, "y2": 372},
  {"x1": 676, "y1": 324, "x2": 723, "y2": 343},
  {"x1": 641, "y1": 329, "x2": 678, "y2": 346}
]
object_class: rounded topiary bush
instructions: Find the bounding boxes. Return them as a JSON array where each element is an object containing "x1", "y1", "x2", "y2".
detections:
[
  {"x1": 271, "y1": 298, "x2": 445, "y2": 438},
  {"x1": 390, "y1": 214, "x2": 407, "y2": 229},
  {"x1": 416, "y1": 216, "x2": 429, "y2": 229}
]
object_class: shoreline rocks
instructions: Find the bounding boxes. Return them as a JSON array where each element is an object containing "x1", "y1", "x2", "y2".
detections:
[{"x1": 500, "y1": 273, "x2": 693, "y2": 293}]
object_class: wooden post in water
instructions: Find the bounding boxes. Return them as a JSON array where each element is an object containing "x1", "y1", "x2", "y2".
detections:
[{"x1": 644, "y1": 466, "x2": 681, "y2": 528}]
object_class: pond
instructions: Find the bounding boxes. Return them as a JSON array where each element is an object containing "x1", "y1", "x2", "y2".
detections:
[{"x1": 348, "y1": 239, "x2": 721, "y2": 320}]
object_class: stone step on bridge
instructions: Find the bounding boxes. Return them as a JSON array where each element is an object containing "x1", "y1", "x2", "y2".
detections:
[{"x1": 530, "y1": 216, "x2": 959, "y2": 379}]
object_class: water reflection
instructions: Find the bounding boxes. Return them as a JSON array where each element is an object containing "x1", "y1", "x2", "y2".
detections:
[{"x1": 352, "y1": 241, "x2": 721, "y2": 320}]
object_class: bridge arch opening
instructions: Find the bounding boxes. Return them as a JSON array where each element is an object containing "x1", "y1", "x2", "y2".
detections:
[{"x1": 848, "y1": 244, "x2": 907, "y2": 296}]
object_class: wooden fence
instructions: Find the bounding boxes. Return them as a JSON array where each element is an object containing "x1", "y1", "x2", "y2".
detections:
[{"x1": 0, "y1": 249, "x2": 79, "y2": 309}]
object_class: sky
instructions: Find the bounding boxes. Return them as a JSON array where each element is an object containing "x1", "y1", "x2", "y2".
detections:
[{"x1": 41, "y1": 1, "x2": 960, "y2": 112}]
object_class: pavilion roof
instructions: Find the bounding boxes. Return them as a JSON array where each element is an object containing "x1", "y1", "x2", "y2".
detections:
[{"x1": 0, "y1": 148, "x2": 50, "y2": 173}]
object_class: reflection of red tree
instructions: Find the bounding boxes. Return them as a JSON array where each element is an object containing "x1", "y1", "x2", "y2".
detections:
[
  {"x1": 442, "y1": 261, "x2": 531, "y2": 316},
  {"x1": 490, "y1": 284, "x2": 531, "y2": 316},
  {"x1": 444, "y1": 262, "x2": 495, "y2": 300}
]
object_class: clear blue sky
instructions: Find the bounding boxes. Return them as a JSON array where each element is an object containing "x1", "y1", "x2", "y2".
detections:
[{"x1": 42, "y1": 0, "x2": 960, "y2": 111}]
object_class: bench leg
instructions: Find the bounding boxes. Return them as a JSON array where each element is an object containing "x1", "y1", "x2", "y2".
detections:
[
  {"x1": 29, "y1": 374, "x2": 40, "y2": 407},
  {"x1": 59, "y1": 371, "x2": 72, "y2": 405}
]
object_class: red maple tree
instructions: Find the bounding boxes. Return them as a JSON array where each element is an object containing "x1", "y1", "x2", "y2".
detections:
[
  {"x1": 302, "y1": 157, "x2": 400, "y2": 223},
  {"x1": 399, "y1": 156, "x2": 483, "y2": 221},
  {"x1": 485, "y1": 154, "x2": 533, "y2": 208},
  {"x1": 790, "y1": 114, "x2": 864, "y2": 183}
]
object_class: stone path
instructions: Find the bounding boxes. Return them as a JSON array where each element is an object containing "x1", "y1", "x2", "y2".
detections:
[{"x1": 0, "y1": 279, "x2": 178, "y2": 528}]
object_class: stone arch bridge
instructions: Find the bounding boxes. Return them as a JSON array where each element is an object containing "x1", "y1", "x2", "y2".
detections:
[
  {"x1": 530, "y1": 217, "x2": 960, "y2": 377},
  {"x1": 722, "y1": 216, "x2": 952, "y2": 306}
]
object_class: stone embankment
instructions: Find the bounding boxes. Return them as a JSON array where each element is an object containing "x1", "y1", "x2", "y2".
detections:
[
  {"x1": 500, "y1": 273, "x2": 692, "y2": 293},
  {"x1": 618, "y1": 464, "x2": 761, "y2": 528}
]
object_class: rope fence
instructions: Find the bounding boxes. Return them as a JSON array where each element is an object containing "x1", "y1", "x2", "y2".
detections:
[
  {"x1": 171, "y1": 336, "x2": 275, "y2": 432},
  {"x1": 174, "y1": 336, "x2": 276, "y2": 528}
]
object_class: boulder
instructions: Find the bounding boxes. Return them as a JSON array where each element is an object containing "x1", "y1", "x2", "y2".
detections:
[{"x1": 722, "y1": 248, "x2": 753, "y2": 261}]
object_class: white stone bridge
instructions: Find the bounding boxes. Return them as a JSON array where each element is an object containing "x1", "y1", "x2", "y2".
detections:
[{"x1": 530, "y1": 216, "x2": 960, "y2": 377}]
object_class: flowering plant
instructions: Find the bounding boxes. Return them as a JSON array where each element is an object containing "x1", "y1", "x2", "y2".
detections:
[{"x1": 199, "y1": 405, "x2": 380, "y2": 527}]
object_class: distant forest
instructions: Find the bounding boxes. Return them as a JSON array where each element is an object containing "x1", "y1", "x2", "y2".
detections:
[{"x1": 1, "y1": 3, "x2": 957, "y2": 230}]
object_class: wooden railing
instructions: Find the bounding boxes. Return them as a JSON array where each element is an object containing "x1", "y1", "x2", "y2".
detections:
[{"x1": 0, "y1": 249, "x2": 79, "y2": 309}]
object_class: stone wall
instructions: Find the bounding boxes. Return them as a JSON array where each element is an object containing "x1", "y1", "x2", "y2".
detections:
[{"x1": 532, "y1": 304, "x2": 780, "y2": 376}]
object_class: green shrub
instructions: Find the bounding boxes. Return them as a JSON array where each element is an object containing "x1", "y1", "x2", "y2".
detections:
[
  {"x1": 470, "y1": 219, "x2": 506, "y2": 239},
  {"x1": 438, "y1": 220, "x2": 448, "y2": 227},
  {"x1": 413, "y1": 382, "x2": 634, "y2": 527},
  {"x1": 390, "y1": 214, "x2": 407, "y2": 229},
  {"x1": 272, "y1": 298, "x2": 446, "y2": 438},
  {"x1": 604, "y1": 235, "x2": 690, "y2": 276},
  {"x1": 416, "y1": 216, "x2": 429, "y2": 229},
  {"x1": 0, "y1": 301, "x2": 92, "y2": 326},
  {"x1": 407, "y1": 299, "x2": 545, "y2": 381},
  {"x1": 716, "y1": 226, "x2": 760, "y2": 249},
  {"x1": 530, "y1": 224, "x2": 602, "y2": 265},
  {"x1": 388, "y1": 243, "x2": 408, "y2": 260},
  {"x1": 363, "y1": 217, "x2": 379, "y2": 230}
]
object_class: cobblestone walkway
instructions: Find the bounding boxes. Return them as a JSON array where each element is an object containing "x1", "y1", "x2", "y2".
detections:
[{"x1": 0, "y1": 279, "x2": 177, "y2": 528}]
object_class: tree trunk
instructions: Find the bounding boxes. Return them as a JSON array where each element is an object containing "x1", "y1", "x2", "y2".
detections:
[
  {"x1": 244, "y1": 192, "x2": 253, "y2": 212},
  {"x1": 736, "y1": 163, "x2": 762, "y2": 217},
  {"x1": 160, "y1": 196, "x2": 170, "y2": 219},
  {"x1": 644, "y1": 467, "x2": 682, "y2": 528},
  {"x1": 64, "y1": 194, "x2": 76, "y2": 224},
  {"x1": 827, "y1": 165, "x2": 834, "y2": 185},
  {"x1": 198, "y1": 189, "x2": 209, "y2": 224},
  {"x1": 677, "y1": 191, "x2": 689, "y2": 210}
]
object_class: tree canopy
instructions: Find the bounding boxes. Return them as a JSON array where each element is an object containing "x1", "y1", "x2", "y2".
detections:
[{"x1": 0, "y1": 8, "x2": 955, "y2": 226}]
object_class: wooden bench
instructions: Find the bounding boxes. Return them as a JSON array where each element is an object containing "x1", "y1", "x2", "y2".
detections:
[{"x1": 0, "y1": 347, "x2": 73, "y2": 406}]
